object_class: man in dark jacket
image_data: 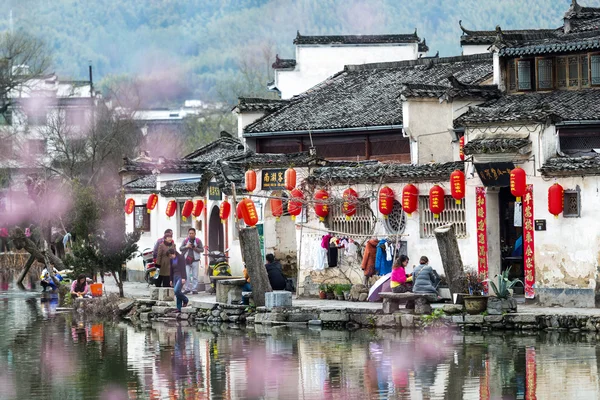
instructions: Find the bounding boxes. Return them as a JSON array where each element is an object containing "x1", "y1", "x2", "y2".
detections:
[
  {"x1": 265, "y1": 253, "x2": 286, "y2": 290},
  {"x1": 167, "y1": 248, "x2": 188, "y2": 311}
]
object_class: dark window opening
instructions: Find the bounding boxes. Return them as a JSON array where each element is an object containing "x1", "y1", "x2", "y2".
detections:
[
  {"x1": 564, "y1": 190, "x2": 580, "y2": 218},
  {"x1": 559, "y1": 129, "x2": 600, "y2": 155},
  {"x1": 517, "y1": 60, "x2": 532, "y2": 91},
  {"x1": 536, "y1": 58, "x2": 553, "y2": 90}
]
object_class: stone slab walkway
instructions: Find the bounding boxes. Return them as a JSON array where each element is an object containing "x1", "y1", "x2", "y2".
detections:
[{"x1": 104, "y1": 280, "x2": 600, "y2": 316}]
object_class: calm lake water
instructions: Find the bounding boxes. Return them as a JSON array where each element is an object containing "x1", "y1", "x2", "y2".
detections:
[{"x1": 2, "y1": 288, "x2": 600, "y2": 399}]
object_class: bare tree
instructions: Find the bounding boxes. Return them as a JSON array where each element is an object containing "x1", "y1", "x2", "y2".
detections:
[{"x1": 0, "y1": 31, "x2": 52, "y2": 114}]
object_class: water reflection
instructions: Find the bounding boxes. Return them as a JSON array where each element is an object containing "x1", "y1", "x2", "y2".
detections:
[{"x1": 3, "y1": 291, "x2": 600, "y2": 399}]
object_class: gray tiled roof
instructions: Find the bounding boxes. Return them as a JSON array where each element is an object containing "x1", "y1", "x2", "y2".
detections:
[
  {"x1": 272, "y1": 55, "x2": 296, "y2": 70},
  {"x1": 160, "y1": 181, "x2": 201, "y2": 197},
  {"x1": 498, "y1": 30, "x2": 600, "y2": 56},
  {"x1": 400, "y1": 79, "x2": 500, "y2": 101},
  {"x1": 183, "y1": 136, "x2": 246, "y2": 162},
  {"x1": 459, "y1": 21, "x2": 558, "y2": 46},
  {"x1": 293, "y1": 31, "x2": 420, "y2": 45},
  {"x1": 306, "y1": 162, "x2": 464, "y2": 185},
  {"x1": 123, "y1": 175, "x2": 157, "y2": 192},
  {"x1": 464, "y1": 138, "x2": 531, "y2": 155},
  {"x1": 540, "y1": 155, "x2": 600, "y2": 176},
  {"x1": 233, "y1": 97, "x2": 290, "y2": 113},
  {"x1": 120, "y1": 158, "x2": 209, "y2": 173},
  {"x1": 456, "y1": 90, "x2": 600, "y2": 126},
  {"x1": 244, "y1": 54, "x2": 493, "y2": 135}
]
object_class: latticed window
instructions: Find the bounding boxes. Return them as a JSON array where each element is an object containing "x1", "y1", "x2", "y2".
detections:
[
  {"x1": 581, "y1": 55, "x2": 590, "y2": 87},
  {"x1": 134, "y1": 205, "x2": 150, "y2": 232},
  {"x1": 178, "y1": 201, "x2": 193, "y2": 237},
  {"x1": 591, "y1": 54, "x2": 600, "y2": 85},
  {"x1": 326, "y1": 199, "x2": 376, "y2": 237},
  {"x1": 568, "y1": 56, "x2": 579, "y2": 88},
  {"x1": 563, "y1": 190, "x2": 580, "y2": 218},
  {"x1": 384, "y1": 200, "x2": 407, "y2": 235},
  {"x1": 557, "y1": 57, "x2": 567, "y2": 88},
  {"x1": 536, "y1": 58, "x2": 553, "y2": 90},
  {"x1": 418, "y1": 196, "x2": 467, "y2": 239},
  {"x1": 517, "y1": 60, "x2": 532, "y2": 90},
  {"x1": 508, "y1": 61, "x2": 516, "y2": 91}
]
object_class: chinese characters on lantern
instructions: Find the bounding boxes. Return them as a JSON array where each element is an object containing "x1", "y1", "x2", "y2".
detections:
[
  {"x1": 476, "y1": 187, "x2": 488, "y2": 281},
  {"x1": 523, "y1": 184, "x2": 535, "y2": 299}
]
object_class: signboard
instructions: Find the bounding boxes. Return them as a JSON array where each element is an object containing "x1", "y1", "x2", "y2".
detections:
[
  {"x1": 523, "y1": 184, "x2": 535, "y2": 299},
  {"x1": 476, "y1": 187, "x2": 488, "y2": 286},
  {"x1": 261, "y1": 169, "x2": 286, "y2": 190},
  {"x1": 534, "y1": 219, "x2": 546, "y2": 231},
  {"x1": 208, "y1": 183, "x2": 222, "y2": 200},
  {"x1": 474, "y1": 162, "x2": 515, "y2": 187}
]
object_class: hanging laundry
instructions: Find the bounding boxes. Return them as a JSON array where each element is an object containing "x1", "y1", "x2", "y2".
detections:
[
  {"x1": 313, "y1": 238, "x2": 327, "y2": 271},
  {"x1": 361, "y1": 239, "x2": 379, "y2": 278},
  {"x1": 514, "y1": 202, "x2": 523, "y2": 227},
  {"x1": 385, "y1": 242, "x2": 394, "y2": 262},
  {"x1": 375, "y1": 239, "x2": 393, "y2": 275},
  {"x1": 328, "y1": 243, "x2": 338, "y2": 267}
]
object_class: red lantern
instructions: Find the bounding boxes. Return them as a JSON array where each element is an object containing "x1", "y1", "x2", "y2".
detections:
[
  {"x1": 378, "y1": 186, "x2": 395, "y2": 219},
  {"x1": 245, "y1": 170, "x2": 257, "y2": 193},
  {"x1": 459, "y1": 136, "x2": 465, "y2": 161},
  {"x1": 220, "y1": 200, "x2": 231, "y2": 223},
  {"x1": 314, "y1": 189, "x2": 329, "y2": 221},
  {"x1": 181, "y1": 200, "x2": 193, "y2": 221},
  {"x1": 288, "y1": 188, "x2": 303, "y2": 221},
  {"x1": 402, "y1": 184, "x2": 418, "y2": 217},
  {"x1": 510, "y1": 167, "x2": 526, "y2": 202},
  {"x1": 285, "y1": 168, "x2": 296, "y2": 191},
  {"x1": 450, "y1": 170, "x2": 465, "y2": 205},
  {"x1": 240, "y1": 198, "x2": 259, "y2": 227},
  {"x1": 429, "y1": 185, "x2": 445, "y2": 218},
  {"x1": 165, "y1": 200, "x2": 177, "y2": 219},
  {"x1": 270, "y1": 197, "x2": 283, "y2": 221},
  {"x1": 236, "y1": 201, "x2": 243, "y2": 220},
  {"x1": 124, "y1": 198, "x2": 135, "y2": 215},
  {"x1": 147, "y1": 194, "x2": 158, "y2": 214},
  {"x1": 548, "y1": 183, "x2": 564, "y2": 218},
  {"x1": 192, "y1": 199, "x2": 204, "y2": 218},
  {"x1": 343, "y1": 188, "x2": 358, "y2": 221}
]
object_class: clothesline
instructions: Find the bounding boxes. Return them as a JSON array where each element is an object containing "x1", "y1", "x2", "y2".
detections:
[{"x1": 294, "y1": 223, "x2": 409, "y2": 239}]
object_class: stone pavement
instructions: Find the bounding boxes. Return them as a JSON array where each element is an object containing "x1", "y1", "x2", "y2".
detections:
[
  {"x1": 105, "y1": 280, "x2": 600, "y2": 316},
  {"x1": 104, "y1": 279, "x2": 382, "y2": 311}
]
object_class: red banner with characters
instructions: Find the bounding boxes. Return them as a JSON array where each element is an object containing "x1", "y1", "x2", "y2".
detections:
[
  {"x1": 523, "y1": 184, "x2": 535, "y2": 299},
  {"x1": 525, "y1": 346, "x2": 537, "y2": 400},
  {"x1": 476, "y1": 187, "x2": 488, "y2": 280}
]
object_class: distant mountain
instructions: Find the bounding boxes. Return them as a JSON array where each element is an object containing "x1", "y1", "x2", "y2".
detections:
[{"x1": 0, "y1": 0, "x2": 589, "y2": 104}]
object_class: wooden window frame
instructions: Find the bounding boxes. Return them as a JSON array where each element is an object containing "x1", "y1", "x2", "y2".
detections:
[
  {"x1": 535, "y1": 57, "x2": 554, "y2": 91},
  {"x1": 516, "y1": 58, "x2": 534, "y2": 92},
  {"x1": 581, "y1": 54, "x2": 590, "y2": 88},
  {"x1": 567, "y1": 55, "x2": 580, "y2": 89},
  {"x1": 563, "y1": 189, "x2": 581, "y2": 218},
  {"x1": 556, "y1": 56, "x2": 568, "y2": 89},
  {"x1": 507, "y1": 59, "x2": 517, "y2": 92},
  {"x1": 589, "y1": 52, "x2": 600, "y2": 87},
  {"x1": 134, "y1": 205, "x2": 150, "y2": 232}
]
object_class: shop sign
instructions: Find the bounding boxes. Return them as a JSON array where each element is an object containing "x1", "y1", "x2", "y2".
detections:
[
  {"x1": 208, "y1": 183, "x2": 222, "y2": 200},
  {"x1": 474, "y1": 162, "x2": 515, "y2": 187},
  {"x1": 261, "y1": 169, "x2": 286, "y2": 190}
]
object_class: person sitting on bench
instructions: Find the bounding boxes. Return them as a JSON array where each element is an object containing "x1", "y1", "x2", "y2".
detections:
[{"x1": 411, "y1": 256, "x2": 437, "y2": 294}]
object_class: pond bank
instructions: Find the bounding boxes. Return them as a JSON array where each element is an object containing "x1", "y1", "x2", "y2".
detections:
[{"x1": 108, "y1": 295, "x2": 600, "y2": 332}]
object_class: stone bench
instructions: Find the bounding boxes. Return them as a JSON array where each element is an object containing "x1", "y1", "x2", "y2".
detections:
[
  {"x1": 380, "y1": 292, "x2": 437, "y2": 315},
  {"x1": 265, "y1": 291, "x2": 292, "y2": 310},
  {"x1": 216, "y1": 278, "x2": 247, "y2": 304}
]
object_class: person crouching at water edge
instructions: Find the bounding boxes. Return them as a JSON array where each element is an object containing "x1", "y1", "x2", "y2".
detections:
[
  {"x1": 40, "y1": 266, "x2": 63, "y2": 292},
  {"x1": 70, "y1": 274, "x2": 92, "y2": 299},
  {"x1": 167, "y1": 248, "x2": 189, "y2": 312},
  {"x1": 391, "y1": 255, "x2": 413, "y2": 293}
]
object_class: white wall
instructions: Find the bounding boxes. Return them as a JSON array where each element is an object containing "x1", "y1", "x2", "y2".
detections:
[
  {"x1": 276, "y1": 43, "x2": 420, "y2": 99},
  {"x1": 462, "y1": 44, "x2": 490, "y2": 56}
]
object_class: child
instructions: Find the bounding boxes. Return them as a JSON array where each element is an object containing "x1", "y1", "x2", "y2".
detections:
[{"x1": 391, "y1": 255, "x2": 413, "y2": 293}]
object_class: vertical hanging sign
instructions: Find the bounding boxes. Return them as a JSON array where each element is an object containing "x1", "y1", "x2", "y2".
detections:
[
  {"x1": 476, "y1": 187, "x2": 488, "y2": 280},
  {"x1": 523, "y1": 184, "x2": 535, "y2": 299}
]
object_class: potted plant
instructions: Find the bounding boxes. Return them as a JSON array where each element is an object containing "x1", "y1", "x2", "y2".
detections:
[
  {"x1": 341, "y1": 284, "x2": 352, "y2": 301},
  {"x1": 318, "y1": 284, "x2": 327, "y2": 299},
  {"x1": 334, "y1": 284, "x2": 345, "y2": 300},
  {"x1": 487, "y1": 267, "x2": 522, "y2": 314},
  {"x1": 326, "y1": 284, "x2": 336, "y2": 300},
  {"x1": 464, "y1": 271, "x2": 488, "y2": 315}
]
